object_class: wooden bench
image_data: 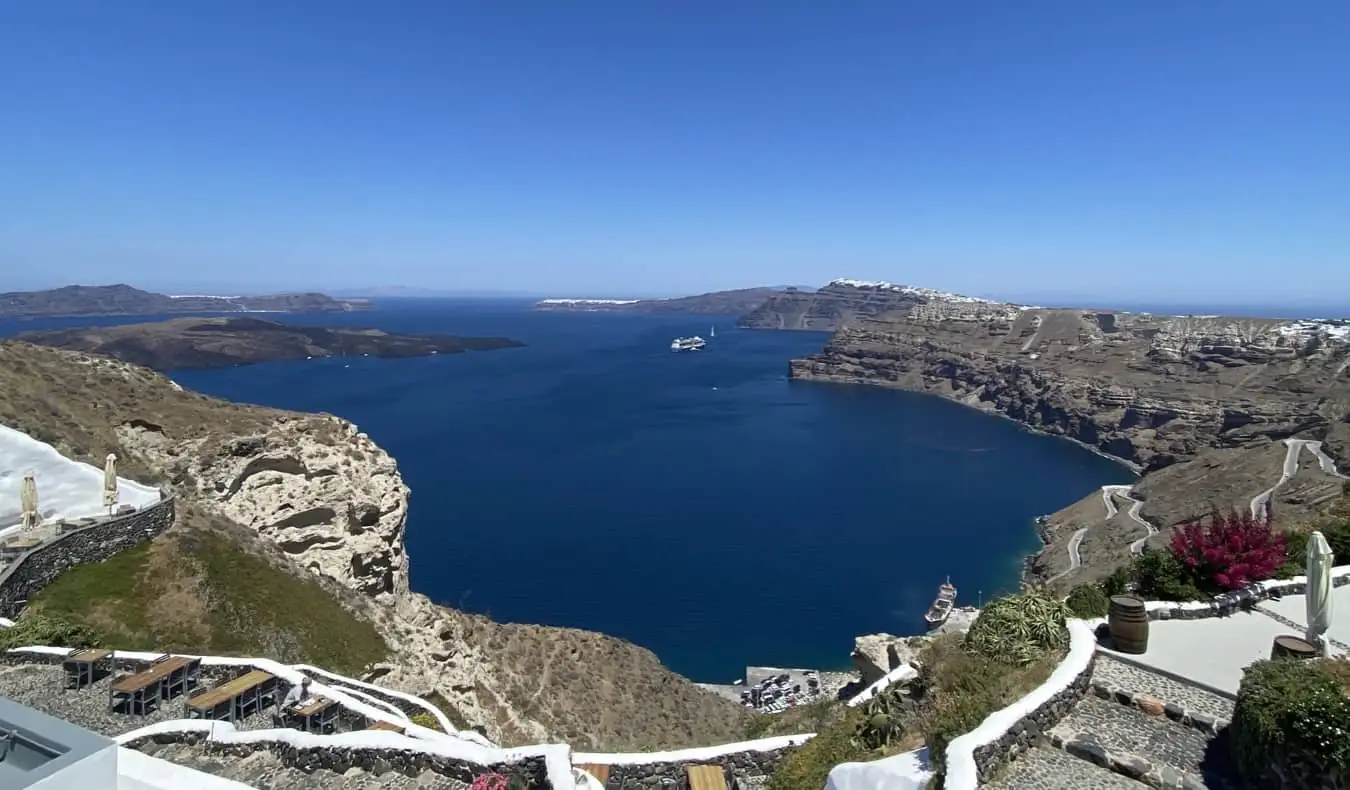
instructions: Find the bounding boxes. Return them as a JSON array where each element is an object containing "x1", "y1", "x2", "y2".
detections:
[
  {"x1": 109, "y1": 656, "x2": 196, "y2": 716},
  {"x1": 63, "y1": 648, "x2": 111, "y2": 690},
  {"x1": 687, "y1": 764, "x2": 727, "y2": 790},
  {"x1": 366, "y1": 720, "x2": 406, "y2": 734},
  {"x1": 577, "y1": 764, "x2": 610, "y2": 786},
  {"x1": 186, "y1": 669, "x2": 277, "y2": 723}
]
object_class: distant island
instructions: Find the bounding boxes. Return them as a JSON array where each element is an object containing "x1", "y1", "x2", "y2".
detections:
[
  {"x1": 0, "y1": 283, "x2": 372, "y2": 318},
  {"x1": 17, "y1": 316, "x2": 524, "y2": 371},
  {"x1": 534, "y1": 286, "x2": 810, "y2": 315}
]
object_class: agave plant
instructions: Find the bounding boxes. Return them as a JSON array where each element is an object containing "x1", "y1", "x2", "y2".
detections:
[
  {"x1": 852, "y1": 686, "x2": 910, "y2": 751},
  {"x1": 964, "y1": 589, "x2": 1070, "y2": 666}
]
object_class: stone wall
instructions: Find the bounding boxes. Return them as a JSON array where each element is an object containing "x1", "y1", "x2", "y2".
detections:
[
  {"x1": 0, "y1": 496, "x2": 176, "y2": 617},
  {"x1": 1146, "y1": 572, "x2": 1350, "y2": 622},
  {"x1": 124, "y1": 730, "x2": 552, "y2": 789},
  {"x1": 966, "y1": 654, "x2": 1097, "y2": 784},
  {"x1": 598, "y1": 744, "x2": 805, "y2": 789}
]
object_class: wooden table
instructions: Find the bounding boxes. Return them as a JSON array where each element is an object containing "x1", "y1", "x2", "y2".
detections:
[
  {"x1": 63, "y1": 648, "x2": 110, "y2": 690},
  {"x1": 110, "y1": 655, "x2": 200, "y2": 715},
  {"x1": 289, "y1": 696, "x2": 340, "y2": 733},
  {"x1": 186, "y1": 669, "x2": 277, "y2": 723},
  {"x1": 686, "y1": 765, "x2": 727, "y2": 790}
]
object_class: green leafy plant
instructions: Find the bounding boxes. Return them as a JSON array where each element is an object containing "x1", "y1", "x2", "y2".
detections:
[
  {"x1": 0, "y1": 611, "x2": 100, "y2": 651},
  {"x1": 1099, "y1": 566, "x2": 1130, "y2": 597},
  {"x1": 852, "y1": 686, "x2": 911, "y2": 751},
  {"x1": 767, "y1": 708, "x2": 867, "y2": 790},
  {"x1": 1065, "y1": 583, "x2": 1110, "y2": 618},
  {"x1": 1231, "y1": 659, "x2": 1350, "y2": 787},
  {"x1": 1129, "y1": 547, "x2": 1206, "y2": 601},
  {"x1": 409, "y1": 711, "x2": 443, "y2": 732},
  {"x1": 963, "y1": 589, "x2": 1070, "y2": 666}
]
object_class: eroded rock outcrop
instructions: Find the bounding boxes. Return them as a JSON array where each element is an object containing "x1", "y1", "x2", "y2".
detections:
[{"x1": 1, "y1": 339, "x2": 751, "y2": 751}]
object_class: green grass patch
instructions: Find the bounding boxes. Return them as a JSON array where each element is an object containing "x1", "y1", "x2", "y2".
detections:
[
  {"x1": 423, "y1": 690, "x2": 478, "y2": 733},
  {"x1": 29, "y1": 530, "x2": 387, "y2": 676}
]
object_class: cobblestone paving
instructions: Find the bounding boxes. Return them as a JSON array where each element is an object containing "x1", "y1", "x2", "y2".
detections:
[
  {"x1": 0, "y1": 663, "x2": 275, "y2": 737},
  {"x1": 136, "y1": 742, "x2": 472, "y2": 790},
  {"x1": 1091, "y1": 655, "x2": 1235, "y2": 723},
  {"x1": 1049, "y1": 696, "x2": 1234, "y2": 786},
  {"x1": 981, "y1": 745, "x2": 1149, "y2": 790}
]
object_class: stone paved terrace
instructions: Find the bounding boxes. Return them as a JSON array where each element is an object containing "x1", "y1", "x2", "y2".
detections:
[
  {"x1": 1097, "y1": 584, "x2": 1350, "y2": 695},
  {"x1": 984, "y1": 653, "x2": 1238, "y2": 790},
  {"x1": 131, "y1": 740, "x2": 473, "y2": 790}
]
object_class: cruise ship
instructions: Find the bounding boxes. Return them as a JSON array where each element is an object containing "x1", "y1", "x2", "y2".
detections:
[{"x1": 670, "y1": 336, "x2": 707, "y2": 352}]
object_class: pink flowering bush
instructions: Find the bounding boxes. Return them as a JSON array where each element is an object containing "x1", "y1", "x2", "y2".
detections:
[
  {"x1": 471, "y1": 774, "x2": 509, "y2": 790},
  {"x1": 1168, "y1": 508, "x2": 1287, "y2": 591}
]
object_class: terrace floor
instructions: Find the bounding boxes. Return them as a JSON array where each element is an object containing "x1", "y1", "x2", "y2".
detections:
[{"x1": 1097, "y1": 584, "x2": 1350, "y2": 696}]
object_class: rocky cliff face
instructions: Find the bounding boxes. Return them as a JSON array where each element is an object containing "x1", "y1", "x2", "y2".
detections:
[
  {"x1": 0, "y1": 340, "x2": 750, "y2": 751},
  {"x1": 780, "y1": 283, "x2": 1350, "y2": 579},
  {"x1": 738, "y1": 279, "x2": 1001, "y2": 331}
]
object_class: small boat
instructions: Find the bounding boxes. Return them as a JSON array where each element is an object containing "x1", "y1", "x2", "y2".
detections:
[
  {"x1": 671, "y1": 336, "x2": 707, "y2": 352},
  {"x1": 924, "y1": 577, "x2": 958, "y2": 629},
  {"x1": 710, "y1": 325, "x2": 716, "y2": 338}
]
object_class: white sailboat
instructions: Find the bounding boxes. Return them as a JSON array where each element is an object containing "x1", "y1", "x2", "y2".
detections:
[{"x1": 710, "y1": 325, "x2": 716, "y2": 338}]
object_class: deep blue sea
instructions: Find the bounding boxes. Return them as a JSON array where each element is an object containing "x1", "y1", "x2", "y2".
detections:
[{"x1": 1, "y1": 300, "x2": 1135, "y2": 681}]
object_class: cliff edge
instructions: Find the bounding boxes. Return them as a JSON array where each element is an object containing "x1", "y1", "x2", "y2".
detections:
[
  {"x1": 0, "y1": 339, "x2": 750, "y2": 750},
  {"x1": 778, "y1": 280, "x2": 1350, "y2": 585}
]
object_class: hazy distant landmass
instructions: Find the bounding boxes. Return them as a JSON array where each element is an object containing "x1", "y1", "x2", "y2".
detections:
[
  {"x1": 0, "y1": 284, "x2": 371, "y2": 318},
  {"x1": 535, "y1": 285, "x2": 812, "y2": 315},
  {"x1": 17, "y1": 316, "x2": 524, "y2": 370}
]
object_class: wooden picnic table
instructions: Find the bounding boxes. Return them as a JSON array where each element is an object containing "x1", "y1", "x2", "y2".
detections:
[
  {"x1": 63, "y1": 648, "x2": 111, "y2": 690},
  {"x1": 186, "y1": 669, "x2": 277, "y2": 723},
  {"x1": 288, "y1": 696, "x2": 340, "y2": 733},
  {"x1": 110, "y1": 656, "x2": 200, "y2": 715}
]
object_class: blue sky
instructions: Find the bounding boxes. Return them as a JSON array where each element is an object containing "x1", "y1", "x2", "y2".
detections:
[{"x1": 1, "y1": 2, "x2": 1347, "y2": 304}]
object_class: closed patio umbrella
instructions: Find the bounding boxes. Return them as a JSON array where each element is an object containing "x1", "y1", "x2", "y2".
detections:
[
  {"x1": 103, "y1": 453, "x2": 119, "y2": 514},
  {"x1": 1306, "y1": 530, "x2": 1335, "y2": 656},
  {"x1": 20, "y1": 471, "x2": 39, "y2": 529}
]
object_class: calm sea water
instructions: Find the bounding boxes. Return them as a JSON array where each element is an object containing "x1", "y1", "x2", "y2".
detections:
[{"x1": 2, "y1": 300, "x2": 1134, "y2": 681}]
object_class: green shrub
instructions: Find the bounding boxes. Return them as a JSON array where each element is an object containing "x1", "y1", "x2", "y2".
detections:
[
  {"x1": 1099, "y1": 566, "x2": 1130, "y2": 597},
  {"x1": 409, "y1": 711, "x2": 443, "y2": 732},
  {"x1": 852, "y1": 686, "x2": 911, "y2": 751},
  {"x1": 1065, "y1": 584, "x2": 1110, "y2": 618},
  {"x1": 1129, "y1": 548, "x2": 1206, "y2": 601},
  {"x1": 0, "y1": 611, "x2": 100, "y2": 651},
  {"x1": 767, "y1": 708, "x2": 867, "y2": 790},
  {"x1": 964, "y1": 589, "x2": 1070, "y2": 666},
  {"x1": 1231, "y1": 659, "x2": 1350, "y2": 787}
]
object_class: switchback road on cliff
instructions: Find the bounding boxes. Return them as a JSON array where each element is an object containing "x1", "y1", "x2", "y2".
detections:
[
  {"x1": 1100, "y1": 484, "x2": 1159, "y2": 555},
  {"x1": 1250, "y1": 439, "x2": 1307, "y2": 519}
]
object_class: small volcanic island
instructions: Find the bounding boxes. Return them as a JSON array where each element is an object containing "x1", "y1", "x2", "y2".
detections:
[{"x1": 17, "y1": 316, "x2": 525, "y2": 371}]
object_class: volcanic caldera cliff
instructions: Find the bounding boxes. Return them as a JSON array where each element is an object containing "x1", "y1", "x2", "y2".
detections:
[{"x1": 779, "y1": 280, "x2": 1350, "y2": 585}]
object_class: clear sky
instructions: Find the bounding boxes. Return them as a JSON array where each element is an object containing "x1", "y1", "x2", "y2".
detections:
[{"x1": 2, "y1": 2, "x2": 1347, "y2": 303}]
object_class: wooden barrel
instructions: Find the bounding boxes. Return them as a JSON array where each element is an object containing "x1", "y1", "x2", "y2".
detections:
[
  {"x1": 1271, "y1": 635, "x2": 1318, "y2": 661},
  {"x1": 1108, "y1": 596, "x2": 1149, "y2": 655}
]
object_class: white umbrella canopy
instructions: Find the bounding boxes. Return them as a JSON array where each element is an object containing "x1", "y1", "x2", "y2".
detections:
[
  {"x1": 103, "y1": 453, "x2": 119, "y2": 513},
  {"x1": 1305, "y1": 530, "x2": 1335, "y2": 656},
  {"x1": 20, "y1": 470, "x2": 39, "y2": 530}
]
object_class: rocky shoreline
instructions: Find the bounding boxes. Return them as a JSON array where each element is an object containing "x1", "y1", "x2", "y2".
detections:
[{"x1": 777, "y1": 279, "x2": 1350, "y2": 588}]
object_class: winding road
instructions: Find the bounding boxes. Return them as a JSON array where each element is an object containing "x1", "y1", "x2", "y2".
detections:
[{"x1": 1049, "y1": 437, "x2": 1346, "y2": 585}]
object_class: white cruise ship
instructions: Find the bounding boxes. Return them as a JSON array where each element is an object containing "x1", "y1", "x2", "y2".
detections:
[{"x1": 670, "y1": 336, "x2": 707, "y2": 352}]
